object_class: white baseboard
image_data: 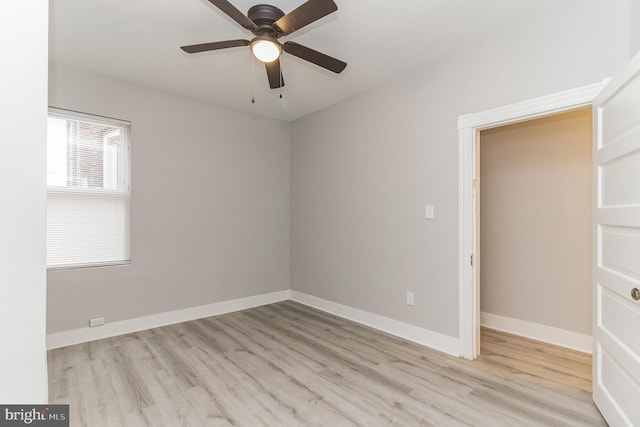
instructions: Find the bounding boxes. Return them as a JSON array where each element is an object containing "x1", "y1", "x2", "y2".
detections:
[
  {"x1": 480, "y1": 312, "x2": 592, "y2": 354},
  {"x1": 47, "y1": 289, "x2": 461, "y2": 357},
  {"x1": 290, "y1": 291, "x2": 460, "y2": 357},
  {"x1": 46, "y1": 290, "x2": 290, "y2": 350}
]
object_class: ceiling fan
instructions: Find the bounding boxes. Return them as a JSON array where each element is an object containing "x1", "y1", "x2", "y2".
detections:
[{"x1": 180, "y1": 0, "x2": 347, "y2": 89}]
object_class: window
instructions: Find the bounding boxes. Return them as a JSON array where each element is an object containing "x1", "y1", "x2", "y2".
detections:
[{"x1": 47, "y1": 108, "x2": 131, "y2": 269}]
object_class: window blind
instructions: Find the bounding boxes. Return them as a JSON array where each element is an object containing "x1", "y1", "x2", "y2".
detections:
[{"x1": 47, "y1": 108, "x2": 131, "y2": 269}]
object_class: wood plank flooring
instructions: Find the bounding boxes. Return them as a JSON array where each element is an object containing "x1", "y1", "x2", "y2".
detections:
[{"x1": 48, "y1": 301, "x2": 605, "y2": 426}]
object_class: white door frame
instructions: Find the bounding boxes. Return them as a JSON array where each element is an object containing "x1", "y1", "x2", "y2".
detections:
[{"x1": 457, "y1": 81, "x2": 608, "y2": 360}]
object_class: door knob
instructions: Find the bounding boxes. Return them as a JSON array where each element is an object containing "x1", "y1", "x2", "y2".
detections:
[{"x1": 632, "y1": 288, "x2": 640, "y2": 301}]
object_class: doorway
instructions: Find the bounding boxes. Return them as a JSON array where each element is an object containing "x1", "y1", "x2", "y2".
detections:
[
  {"x1": 457, "y1": 81, "x2": 607, "y2": 360},
  {"x1": 478, "y1": 108, "x2": 592, "y2": 355}
]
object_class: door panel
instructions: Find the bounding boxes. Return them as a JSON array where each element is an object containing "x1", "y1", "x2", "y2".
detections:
[
  {"x1": 598, "y1": 345, "x2": 640, "y2": 422},
  {"x1": 600, "y1": 226, "x2": 640, "y2": 276},
  {"x1": 601, "y1": 74, "x2": 640, "y2": 144},
  {"x1": 593, "y1": 51, "x2": 640, "y2": 426},
  {"x1": 600, "y1": 286, "x2": 640, "y2": 357},
  {"x1": 600, "y1": 150, "x2": 640, "y2": 205}
]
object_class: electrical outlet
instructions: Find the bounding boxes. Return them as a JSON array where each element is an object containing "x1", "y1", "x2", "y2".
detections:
[
  {"x1": 406, "y1": 292, "x2": 415, "y2": 306},
  {"x1": 89, "y1": 316, "x2": 105, "y2": 327}
]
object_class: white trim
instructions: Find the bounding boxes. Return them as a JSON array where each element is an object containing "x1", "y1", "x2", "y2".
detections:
[
  {"x1": 481, "y1": 312, "x2": 592, "y2": 354},
  {"x1": 290, "y1": 291, "x2": 460, "y2": 357},
  {"x1": 46, "y1": 290, "x2": 290, "y2": 349},
  {"x1": 457, "y1": 81, "x2": 607, "y2": 360},
  {"x1": 48, "y1": 106, "x2": 131, "y2": 127}
]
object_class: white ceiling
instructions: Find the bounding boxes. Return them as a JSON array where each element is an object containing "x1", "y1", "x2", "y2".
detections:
[{"x1": 49, "y1": 0, "x2": 572, "y2": 122}]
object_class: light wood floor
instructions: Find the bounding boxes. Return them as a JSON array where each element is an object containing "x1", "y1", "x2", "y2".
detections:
[{"x1": 48, "y1": 301, "x2": 605, "y2": 426}]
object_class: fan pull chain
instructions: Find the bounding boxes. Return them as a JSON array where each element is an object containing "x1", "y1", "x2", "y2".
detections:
[
  {"x1": 251, "y1": 52, "x2": 256, "y2": 104},
  {"x1": 279, "y1": 57, "x2": 283, "y2": 99}
]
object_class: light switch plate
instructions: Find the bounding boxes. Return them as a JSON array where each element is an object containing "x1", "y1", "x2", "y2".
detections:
[
  {"x1": 425, "y1": 205, "x2": 434, "y2": 219},
  {"x1": 406, "y1": 291, "x2": 415, "y2": 306}
]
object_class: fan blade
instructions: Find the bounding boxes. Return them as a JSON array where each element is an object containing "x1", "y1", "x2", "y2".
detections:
[
  {"x1": 207, "y1": 0, "x2": 257, "y2": 32},
  {"x1": 283, "y1": 41, "x2": 346, "y2": 73},
  {"x1": 181, "y1": 39, "x2": 249, "y2": 54},
  {"x1": 265, "y1": 59, "x2": 284, "y2": 89},
  {"x1": 274, "y1": 0, "x2": 337, "y2": 36}
]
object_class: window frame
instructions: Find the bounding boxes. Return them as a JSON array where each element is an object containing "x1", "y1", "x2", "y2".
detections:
[{"x1": 46, "y1": 107, "x2": 132, "y2": 270}]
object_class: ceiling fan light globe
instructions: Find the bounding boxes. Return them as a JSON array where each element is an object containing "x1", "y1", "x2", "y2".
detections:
[{"x1": 251, "y1": 39, "x2": 281, "y2": 63}]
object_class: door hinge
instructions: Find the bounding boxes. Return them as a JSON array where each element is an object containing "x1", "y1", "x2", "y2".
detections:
[{"x1": 470, "y1": 254, "x2": 474, "y2": 267}]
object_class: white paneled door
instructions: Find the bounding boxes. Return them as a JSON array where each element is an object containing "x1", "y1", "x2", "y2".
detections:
[{"x1": 593, "y1": 52, "x2": 640, "y2": 426}]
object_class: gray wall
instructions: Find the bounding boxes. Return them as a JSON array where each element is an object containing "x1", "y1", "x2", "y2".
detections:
[
  {"x1": 290, "y1": 0, "x2": 631, "y2": 338},
  {"x1": 632, "y1": 0, "x2": 640, "y2": 56},
  {"x1": 47, "y1": 65, "x2": 290, "y2": 333},
  {"x1": 479, "y1": 109, "x2": 592, "y2": 335},
  {"x1": 0, "y1": 2, "x2": 49, "y2": 401}
]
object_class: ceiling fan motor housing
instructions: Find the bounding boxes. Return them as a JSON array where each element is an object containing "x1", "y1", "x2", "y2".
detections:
[{"x1": 247, "y1": 4, "x2": 285, "y2": 35}]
